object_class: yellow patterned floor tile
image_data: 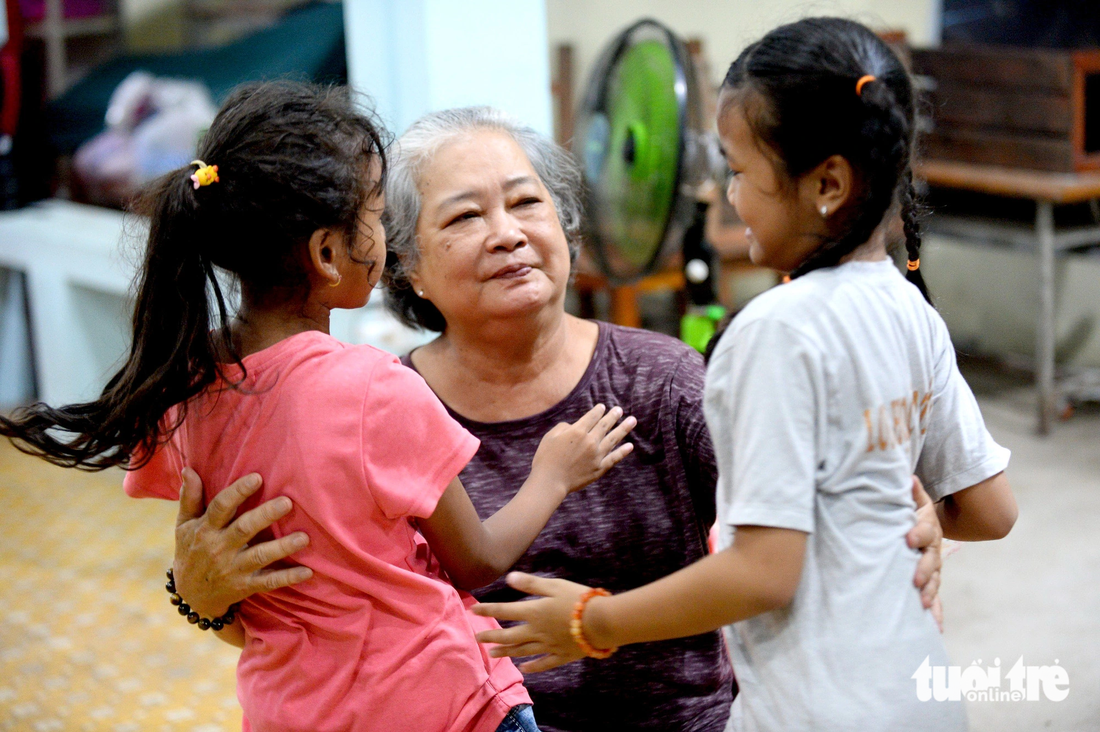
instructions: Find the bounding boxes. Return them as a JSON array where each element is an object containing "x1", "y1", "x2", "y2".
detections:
[{"x1": 0, "y1": 441, "x2": 241, "y2": 731}]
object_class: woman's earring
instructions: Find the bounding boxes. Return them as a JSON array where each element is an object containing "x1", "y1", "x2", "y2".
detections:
[
  {"x1": 418, "y1": 290, "x2": 424, "y2": 297},
  {"x1": 329, "y1": 276, "x2": 342, "y2": 288},
  {"x1": 820, "y1": 205, "x2": 828, "y2": 218}
]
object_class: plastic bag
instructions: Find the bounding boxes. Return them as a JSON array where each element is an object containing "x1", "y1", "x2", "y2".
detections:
[{"x1": 73, "y1": 71, "x2": 218, "y2": 206}]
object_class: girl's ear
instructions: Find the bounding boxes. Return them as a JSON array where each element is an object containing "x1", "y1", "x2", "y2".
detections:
[
  {"x1": 307, "y1": 227, "x2": 343, "y2": 286},
  {"x1": 803, "y1": 154, "x2": 854, "y2": 218}
]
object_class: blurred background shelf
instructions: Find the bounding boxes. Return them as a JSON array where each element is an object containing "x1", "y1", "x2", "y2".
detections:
[
  {"x1": 25, "y1": 14, "x2": 118, "y2": 37},
  {"x1": 181, "y1": 0, "x2": 315, "y2": 48},
  {"x1": 19, "y1": 0, "x2": 121, "y2": 98}
]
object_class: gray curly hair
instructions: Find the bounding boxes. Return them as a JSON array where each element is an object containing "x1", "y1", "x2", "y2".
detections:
[{"x1": 382, "y1": 106, "x2": 584, "y2": 332}]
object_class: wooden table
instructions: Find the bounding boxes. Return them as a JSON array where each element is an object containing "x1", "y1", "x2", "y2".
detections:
[{"x1": 917, "y1": 160, "x2": 1100, "y2": 434}]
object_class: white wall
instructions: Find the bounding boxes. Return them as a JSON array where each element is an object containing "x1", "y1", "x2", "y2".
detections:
[
  {"x1": 345, "y1": 0, "x2": 552, "y2": 136},
  {"x1": 547, "y1": 0, "x2": 940, "y2": 96},
  {"x1": 923, "y1": 237, "x2": 1100, "y2": 370}
]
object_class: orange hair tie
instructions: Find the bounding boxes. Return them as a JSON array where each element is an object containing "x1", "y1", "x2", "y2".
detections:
[
  {"x1": 907, "y1": 258, "x2": 921, "y2": 271},
  {"x1": 855, "y1": 75, "x2": 876, "y2": 96}
]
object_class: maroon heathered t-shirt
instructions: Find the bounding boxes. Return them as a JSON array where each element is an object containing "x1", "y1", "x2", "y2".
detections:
[{"x1": 403, "y1": 322, "x2": 736, "y2": 732}]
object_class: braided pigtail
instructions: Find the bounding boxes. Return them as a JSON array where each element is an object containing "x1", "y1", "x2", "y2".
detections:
[{"x1": 899, "y1": 168, "x2": 932, "y2": 304}]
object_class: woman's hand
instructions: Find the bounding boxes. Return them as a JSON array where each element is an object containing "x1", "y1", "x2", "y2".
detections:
[
  {"x1": 907, "y1": 476, "x2": 944, "y2": 630},
  {"x1": 473, "y1": 572, "x2": 594, "y2": 674},
  {"x1": 173, "y1": 468, "x2": 313, "y2": 618},
  {"x1": 531, "y1": 405, "x2": 636, "y2": 494}
]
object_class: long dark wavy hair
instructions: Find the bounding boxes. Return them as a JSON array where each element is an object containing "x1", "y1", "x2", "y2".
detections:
[{"x1": 0, "y1": 81, "x2": 388, "y2": 470}]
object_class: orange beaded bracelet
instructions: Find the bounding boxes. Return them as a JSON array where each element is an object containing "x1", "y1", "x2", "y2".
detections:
[{"x1": 570, "y1": 588, "x2": 617, "y2": 659}]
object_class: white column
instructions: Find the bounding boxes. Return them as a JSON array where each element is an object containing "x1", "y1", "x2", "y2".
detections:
[{"x1": 344, "y1": 0, "x2": 552, "y2": 136}]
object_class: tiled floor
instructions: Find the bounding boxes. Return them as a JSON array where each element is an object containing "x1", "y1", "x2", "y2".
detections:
[{"x1": 0, "y1": 444, "x2": 240, "y2": 731}]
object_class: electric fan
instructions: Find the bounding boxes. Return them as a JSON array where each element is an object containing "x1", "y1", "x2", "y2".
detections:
[{"x1": 574, "y1": 18, "x2": 727, "y2": 350}]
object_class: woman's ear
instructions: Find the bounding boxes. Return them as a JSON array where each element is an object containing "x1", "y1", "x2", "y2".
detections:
[
  {"x1": 408, "y1": 268, "x2": 425, "y2": 299},
  {"x1": 307, "y1": 227, "x2": 342, "y2": 287},
  {"x1": 803, "y1": 154, "x2": 854, "y2": 219}
]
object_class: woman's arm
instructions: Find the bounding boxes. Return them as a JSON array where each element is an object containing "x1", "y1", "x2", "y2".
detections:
[
  {"x1": 173, "y1": 468, "x2": 313, "y2": 646},
  {"x1": 211, "y1": 617, "x2": 246, "y2": 649},
  {"x1": 472, "y1": 525, "x2": 807, "y2": 673},
  {"x1": 419, "y1": 405, "x2": 635, "y2": 590},
  {"x1": 936, "y1": 471, "x2": 1017, "y2": 541}
]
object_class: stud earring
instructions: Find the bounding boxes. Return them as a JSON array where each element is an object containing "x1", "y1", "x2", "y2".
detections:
[
  {"x1": 820, "y1": 205, "x2": 828, "y2": 217},
  {"x1": 418, "y1": 290, "x2": 424, "y2": 297}
]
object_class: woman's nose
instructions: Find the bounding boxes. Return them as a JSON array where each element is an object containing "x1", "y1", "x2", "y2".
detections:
[{"x1": 486, "y1": 210, "x2": 527, "y2": 252}]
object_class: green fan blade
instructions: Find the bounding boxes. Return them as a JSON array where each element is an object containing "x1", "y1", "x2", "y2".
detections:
[{"x1": 584, "y1": 38, "x2": 682, "y2": 276}]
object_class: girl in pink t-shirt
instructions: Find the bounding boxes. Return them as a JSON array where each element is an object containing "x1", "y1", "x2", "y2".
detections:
[{"x1": 0, "y1": 82, "x2": 634, "y2": 732}]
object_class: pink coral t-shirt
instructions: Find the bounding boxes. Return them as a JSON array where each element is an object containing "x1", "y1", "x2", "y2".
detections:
[{"x1": 124, "y1": 331, "x2": 530, "y2": 732}]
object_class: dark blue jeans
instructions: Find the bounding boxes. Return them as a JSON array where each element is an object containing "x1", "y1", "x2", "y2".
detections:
[{"x1": 494, "y1": 704, "x2": 540, "y2": 732}]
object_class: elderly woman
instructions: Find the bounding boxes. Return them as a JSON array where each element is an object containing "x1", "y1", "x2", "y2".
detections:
[{"x1": 169, "y1": 107, "x2": 944, "y2": 732}]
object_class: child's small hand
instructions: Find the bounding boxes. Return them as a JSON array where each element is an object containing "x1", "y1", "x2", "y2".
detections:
[
  {"x1": 472, "y1": 572, "x2": 595, "y2": 673},
  {"x1": 531, "y1": 404, "x2": 636, "y2": 495}
]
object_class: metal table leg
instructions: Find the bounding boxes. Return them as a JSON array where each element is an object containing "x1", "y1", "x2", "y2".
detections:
[{"x1": 1036, "y1": 200, "x2": 1056, "y2": 435}]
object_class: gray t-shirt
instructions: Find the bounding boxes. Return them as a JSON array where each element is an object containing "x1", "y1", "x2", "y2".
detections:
[
  {"x1": 404, "y1": 322, "x2": 736, "y2": 732},
  {"x1": 705, "y1": 260, "x2": 1009, "y2": 732}
]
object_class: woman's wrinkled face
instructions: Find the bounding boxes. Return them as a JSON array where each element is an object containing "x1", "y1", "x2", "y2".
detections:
[{"x1": 410, "y1": 130, "x2": 571, "y2": 328}]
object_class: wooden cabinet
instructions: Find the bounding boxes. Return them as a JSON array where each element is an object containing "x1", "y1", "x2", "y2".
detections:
[{"x1": 913, "y1": 45, "x2": 1100, "y2": 172}]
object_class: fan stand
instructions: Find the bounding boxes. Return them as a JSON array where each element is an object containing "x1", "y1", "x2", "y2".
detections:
[
  {"x1": 572, "y1": 268, "x2": 685, "y2": 329},
  {"x1": 571, "y1": 205, "x2": 777, "y2": 332}
]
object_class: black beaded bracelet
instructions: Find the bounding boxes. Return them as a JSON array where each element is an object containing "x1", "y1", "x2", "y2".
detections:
[{"x1": 165, "y1": 569, "x2": 240, "y2": 631}]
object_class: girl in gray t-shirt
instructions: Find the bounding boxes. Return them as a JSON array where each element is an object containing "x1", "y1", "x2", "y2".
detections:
[{"x1": 473, "y1": 17, "x2": 1018, "y2": 732}]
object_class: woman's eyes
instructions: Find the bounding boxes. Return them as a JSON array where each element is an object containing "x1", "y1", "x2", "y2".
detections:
[
  {"x1": 447, "y1": 211, "x2": 479, "y2": 226},
  {"x1": 444, "y1": 197, "x2": 541, "y2": 226}
]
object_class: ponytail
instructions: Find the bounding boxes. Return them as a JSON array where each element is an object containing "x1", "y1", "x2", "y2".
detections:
[
  {"x1": 0, "y1": 170, "x2": 238, "y2": 470},
  {"x1": 0, "y1": 81, "x2": 388, "y2": 471}
]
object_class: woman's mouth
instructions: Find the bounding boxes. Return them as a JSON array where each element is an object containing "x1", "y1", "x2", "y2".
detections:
[{"x1": 491, "y1": 264, "x2": 533, "y2": 279}]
